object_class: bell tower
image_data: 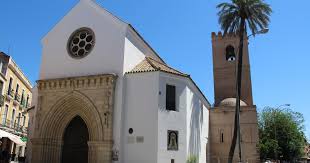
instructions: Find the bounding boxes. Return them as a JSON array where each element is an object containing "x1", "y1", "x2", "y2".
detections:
[
  {"x1": 212, "y1": 32, "x2": 253, "y2": 106},
  {"x1": 210, "y1": 32, "x2": 260, "y2": 162}
]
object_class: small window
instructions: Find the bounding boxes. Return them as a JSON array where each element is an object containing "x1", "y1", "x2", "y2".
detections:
[
  {"x1": 11, "y1": 109, "x2": 15, "y2": 127},
  {"x1": 15, "y1": 84, "x2": 19, "y2": 100},
  {"x1": 220, "y1": 129, "x2": 224, "y2": 143},
  {"x1": 171, "y1": 159, "x2": 175, "y2": 163},
  {"x1": 26, "y1": 95, "x2": 30, "y2": 107},
  {"x1": 166, "y1": 85, "x2": 176, "y2": 111},
  {"x1": 21, "y1": 90, "x2": 25, "y2": 104},
  {"x1": 167, "y1": 130, "x2": 178, "y2": 151},
  {"x1": 22, "y1": 115, "x2": 26, "y2": 126},
  {"x1": 2, "y1": 105, "x2": 9, "y2": 123},
  {"x1": 225, "y1": 45, "x2": 236, "y2": 62},
  {"x1": 17, "y1": 113, "x2": 21, "y2": 126},
  {"x1": 8, "y1": 77, "x2": 13, "y2": 95}
]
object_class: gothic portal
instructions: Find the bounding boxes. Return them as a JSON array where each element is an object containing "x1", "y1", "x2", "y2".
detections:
[{"x1": 30, "y1": 75, "x2": 117, "y2": 163}]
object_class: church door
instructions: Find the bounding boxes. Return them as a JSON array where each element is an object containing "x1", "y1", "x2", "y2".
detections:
[{"x1": 61, "y1": 116, "x2": 89, "y2": 163}]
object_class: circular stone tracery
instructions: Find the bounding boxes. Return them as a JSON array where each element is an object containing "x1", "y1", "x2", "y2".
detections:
[{"x1": 67, "y1": 28, "x2": 95, "y2": 58}]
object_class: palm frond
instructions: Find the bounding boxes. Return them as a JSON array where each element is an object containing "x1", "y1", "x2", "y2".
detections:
[{"x1": 217, "y1": 0, "x2": 272, "y2": 36}]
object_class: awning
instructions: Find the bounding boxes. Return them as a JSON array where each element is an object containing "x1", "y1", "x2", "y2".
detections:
[{"x1": 0, "y1": 129, "x2": 26, "y2": 146}]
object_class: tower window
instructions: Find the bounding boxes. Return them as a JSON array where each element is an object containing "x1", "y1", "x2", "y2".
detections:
[
  {"x1": 166, "y1": 85, "x2": 176, "y2": 111},
  {"x1": 225, "y1": 45, "x2": 236, "y2": 62},
  {"x1": 220, "y1": 129, "x2": 224, "y2": 143}
]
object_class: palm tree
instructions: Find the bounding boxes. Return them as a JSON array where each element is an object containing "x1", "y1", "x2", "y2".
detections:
[{"x1": 217, "y1": 0, "x2": 272, "y2": 162}]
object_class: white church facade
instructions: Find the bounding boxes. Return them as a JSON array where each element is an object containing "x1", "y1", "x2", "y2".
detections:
[
  {"x1": 27, "y1": 0, "x2": 261, "y2": 162},
  {"x1": 27, "y1": 0, "x2": 210, "y2": 163}
]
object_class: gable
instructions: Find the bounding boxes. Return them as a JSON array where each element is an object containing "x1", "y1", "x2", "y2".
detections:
[
  {"x1": 42, "y1": 0, "x2": 127, "y2": 43},
  {"x1": 40, "y1": 0, "x2": 129, "y2": 80}
]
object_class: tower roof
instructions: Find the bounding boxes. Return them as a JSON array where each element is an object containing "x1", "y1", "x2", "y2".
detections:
[{"x1": 219, "y1": 98, "x2": 247, "y2": 107}]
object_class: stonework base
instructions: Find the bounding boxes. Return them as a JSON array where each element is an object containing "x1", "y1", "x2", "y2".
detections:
[{"x1": 209, "y1": 106, "x2": 260, "y2": 163}]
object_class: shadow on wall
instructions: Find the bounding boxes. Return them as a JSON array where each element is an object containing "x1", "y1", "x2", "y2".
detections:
[{"x1": 189, "y1": 94, "x2": 203, "y2": 160}]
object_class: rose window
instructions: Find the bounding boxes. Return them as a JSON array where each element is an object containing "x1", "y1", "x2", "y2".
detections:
[{"x1": 67, "y1": 28, "x2": 95, "y2": 58}]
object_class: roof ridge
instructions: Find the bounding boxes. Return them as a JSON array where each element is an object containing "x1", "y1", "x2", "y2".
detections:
[
  {"x1": 145, "y1": 57, "x2": 160, "y2": 71},
  {"x1": 146, "y1": 56, "x2": 165, "y2": 65},
  {"x1": 88, "y1": 0, "x2": 129, "y2": 25},
  {"x1": 147, "y1": 56, "x2": 187, "y2": 76}
]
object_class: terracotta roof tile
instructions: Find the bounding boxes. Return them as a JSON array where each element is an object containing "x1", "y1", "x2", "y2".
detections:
[{"x1": 126, "y1": 57, "x2": 188, "y2": 77}]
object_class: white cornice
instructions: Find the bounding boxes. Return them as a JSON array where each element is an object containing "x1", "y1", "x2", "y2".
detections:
[{"x1": 8, "y1": 58, "x2": 33, "y2": 91}]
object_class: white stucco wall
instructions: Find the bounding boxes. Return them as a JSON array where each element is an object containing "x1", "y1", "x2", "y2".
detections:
[
  {"x1": 122, "y1": 71, "x2": 209, "y2": 163},
  {"x1": 158, "y1": 72, "x2": 210, "y2": 163},
  {"x1": 40, "y1": 0, "x2": 128, "y2": 80},
  {"x1": 158, "y1": 73, "x2": 188, "y2": 163},
  {"x1": 186, "y1": 86, "x2": 209, "y2": 163},
  {"x1": 123, "y1": 37, "x2": 145, "y2": 73},
  {"x1": 122, "y1": 72, "x2": 159, "y2": 163}
]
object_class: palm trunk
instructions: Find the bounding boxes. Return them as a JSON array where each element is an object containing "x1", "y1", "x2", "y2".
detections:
[{"x1": 228, "y1": 18, "x2": 245, "y2": 163}]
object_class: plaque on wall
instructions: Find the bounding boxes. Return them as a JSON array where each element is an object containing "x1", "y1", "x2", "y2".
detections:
[
  {"x1": 127, "y1": 136, "x2": 135, "y2": 144},
  {"x1": 136, "y1": 136, "x2": 144, "y2": 143}
]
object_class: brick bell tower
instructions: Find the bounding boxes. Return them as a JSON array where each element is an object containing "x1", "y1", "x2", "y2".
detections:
[
  {"x1": 209, "y1": 32, "x2": 259, "y2": 163},
  {"x1": 212, "y1": 32, "x2": 253, "y2": 106}
]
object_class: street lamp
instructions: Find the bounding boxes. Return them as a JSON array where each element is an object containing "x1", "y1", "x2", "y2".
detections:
[
  {"x1": 274, "y1": 104, "x2": 290, "y2": 162},
  {"x1": 276, "y1": 104, "x2": 290, "y2": 109},
  {"x1": 258, "y1": 28, "x2": 269, "y2": 34},
  {"x1": 247, "y1": 28, "x2": 269, "y2": 38}
]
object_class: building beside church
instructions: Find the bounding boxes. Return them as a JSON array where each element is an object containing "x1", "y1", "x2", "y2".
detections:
[
  {"x1": 0, "y1": 52, "x2": 32, "y2": 162},
  {"x1": 28, "y1": 0, "x2": 210, "y2": 163},
  {"x1": 27, "y1": 0, "x2": 260, "y2": 163}
]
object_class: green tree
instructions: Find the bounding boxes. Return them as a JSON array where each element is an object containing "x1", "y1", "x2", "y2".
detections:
[
  {"x1": 186, "y1": 155, "x2": 198, "y2": 163},
  {"x1": 258, "y1": 107, "x2": 306, "y2": 162},
  {"x1": 216, "y1": 0, "x2": 272, "y2": 162}
]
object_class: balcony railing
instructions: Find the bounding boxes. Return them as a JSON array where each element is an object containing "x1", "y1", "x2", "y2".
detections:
[
  {"x1": 19, "y1": 99, "x2": 29, "y2": 110},
  {"x1": 7, "y1": 89, "x2": 14, "y2": 97},
  {"x1": 0, "y1": 119, "x2": 28, "y2": 135},
  {"x1": 14, "y1": 94, "x2": 21, "y2": 102},
  {"x1": 6, "y1": 89, "x2": 14, "y2": 101},
  {"x1": 5, "y1": 90, "x2": 27, "y2": 108}
]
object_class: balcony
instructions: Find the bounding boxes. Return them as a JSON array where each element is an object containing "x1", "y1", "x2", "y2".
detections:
[
  {"x1": 5, "y1": 89, "x2": 14, "y2": 101},
  {"x1": 0, "y1": 119, "x2": 28, "y2": 136},
  {"x1": 13, "y1": 94, "x2": 21, "y2": 106},
  {"x1": 19, "y1": 99, "x2": 28, "y2": 110}
]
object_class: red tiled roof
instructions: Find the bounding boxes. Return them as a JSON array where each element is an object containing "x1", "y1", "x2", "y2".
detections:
[{"x1": 126, "y1": 57, "x2": 188, "y2": 77}]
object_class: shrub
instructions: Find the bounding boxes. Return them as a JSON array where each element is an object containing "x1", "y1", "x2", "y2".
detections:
[{"x1": 186, "y1": 155, "x2": 198, "y2": 163}]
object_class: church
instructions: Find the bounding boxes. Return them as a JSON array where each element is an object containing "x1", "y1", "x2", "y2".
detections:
[{"x1": 27, "y1": 0, "x2": 259, "y2": 163}]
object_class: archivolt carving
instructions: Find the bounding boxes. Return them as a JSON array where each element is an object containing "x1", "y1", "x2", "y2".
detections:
[
  {"x1": 31, "y1": 74, "x2": 117, "y2": 163},
  {"x1": 39, "y1": 90, "x2": 104, "y2": 141}
]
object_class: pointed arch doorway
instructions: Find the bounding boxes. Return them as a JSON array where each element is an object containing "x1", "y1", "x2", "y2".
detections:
[
  {"x1": 61, "y1": 116, "x2": 89, "y2": 163},
  {"x1": 31, "y1": 75, "x2": 117, "y2": 163}
]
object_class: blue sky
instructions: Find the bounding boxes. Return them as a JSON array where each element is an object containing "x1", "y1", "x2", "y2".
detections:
[{"x1": 0, "y1": 0, "x2": 309, "y2": 138}]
